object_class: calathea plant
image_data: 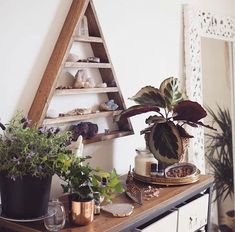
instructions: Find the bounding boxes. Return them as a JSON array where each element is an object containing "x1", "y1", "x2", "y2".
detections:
[{"x1": 116, "y1": 77, "x2": 215, "y2": 166}]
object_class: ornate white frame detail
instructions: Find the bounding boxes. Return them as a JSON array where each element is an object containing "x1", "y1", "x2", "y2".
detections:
[{"x1": 184, "y1": 5, "x2": 235, "y2": 173}]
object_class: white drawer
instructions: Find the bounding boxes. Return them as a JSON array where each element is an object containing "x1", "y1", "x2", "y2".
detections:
[
  {"x1": 177, "y1": 194, "x2": 209, "y2": 232},
  {"x1": 136, "y1": 210, "x2": 178, "y2": 232}
]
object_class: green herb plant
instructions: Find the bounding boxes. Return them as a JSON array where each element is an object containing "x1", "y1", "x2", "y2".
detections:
[
  {"x1": 0, "y1": 113, "x2": 73, "y2": 179},
  {"x1": 0, "y1": 114, "x2": 123, "y2": 202},
  {"x1": 60, "y1": 160, "x2": 123, "y2": 202},
  {"x1": 92, "y1": 168, "x2": 123, "y2": 203},
  {"x1": 60, "y1": 156, "x2": 94, "y2": 201}
]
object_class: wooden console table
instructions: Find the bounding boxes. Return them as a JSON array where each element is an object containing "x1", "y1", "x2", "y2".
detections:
[{"x1": 0, "y1": 175, "x2": 214, "y2": 232}]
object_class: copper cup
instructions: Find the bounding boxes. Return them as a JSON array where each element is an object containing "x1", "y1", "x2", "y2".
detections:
[{"x1": 70, "y1": 199, "x2": 94, "y2": 226}]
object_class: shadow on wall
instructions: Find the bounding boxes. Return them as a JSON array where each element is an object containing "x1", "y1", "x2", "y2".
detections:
[{"x1": 85, "y1": 140, "x2": 115, "y2": 171}]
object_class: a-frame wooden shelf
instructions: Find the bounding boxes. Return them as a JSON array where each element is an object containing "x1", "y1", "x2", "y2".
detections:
[
  {"x1": 64, "y1": 62, "x2": 112, "y2": 68},
  {"x1": 68, "y1": 130, "x2": 133, "y2": 146},
  {"x1": 54, "y1": 87, "x2": 119, "y2": 96},
  {"x1": 74, "y1": 35, "x2": 103, "y2": 43},
  {"x1": 82, "y1": 130, "x2": 133, "y2": 144},
  {"x1": 28, "y1": 0, "x2": 133, "y2": 144},
  {"x1": 43, "y1": 110, "x2": 122, "y2": 125}
]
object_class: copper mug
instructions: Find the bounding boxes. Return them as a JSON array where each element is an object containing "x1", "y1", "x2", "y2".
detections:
[{"x1": 70, "y1": 199, "x2": 94, "y2": 226}]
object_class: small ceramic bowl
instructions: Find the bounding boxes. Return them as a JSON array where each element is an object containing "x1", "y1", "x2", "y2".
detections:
[{"x1": 165, "y1": 162, "x2": 197, "y2": 179}]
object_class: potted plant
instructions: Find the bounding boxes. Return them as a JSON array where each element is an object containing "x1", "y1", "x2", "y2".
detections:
[
  {"x1": 60, "y1": 158, "x2": 123, "y2": 225},
  {"x1": 60, "y1": 155, "x2": 95, "y2": 226},
  {"x1": 0, "y1": 114, "x2": 74, "y2": 219},
  {"x1": 205, "y1": 106, "x2": 234, "y2": 231},
  {"x1": 116, "y1": 77, "x2": 215, "y2": 166}
]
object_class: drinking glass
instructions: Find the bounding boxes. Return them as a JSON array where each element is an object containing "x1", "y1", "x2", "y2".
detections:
[{"x1": 44, "y1": 199, "x2": 66, "y2": 231}]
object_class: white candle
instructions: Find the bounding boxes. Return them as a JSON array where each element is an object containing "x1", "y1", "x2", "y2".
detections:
[{"x1": 135, "y1": 149, "x2": 158, "y2": 176}]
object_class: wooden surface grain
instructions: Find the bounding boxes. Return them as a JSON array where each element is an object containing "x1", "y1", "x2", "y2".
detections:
[
  {"x1": 61, "y1": 175, "x2": 213, "y2": 232},
  {"x1": 0, "y1": 175, "x2": 214, "y2": 232}
]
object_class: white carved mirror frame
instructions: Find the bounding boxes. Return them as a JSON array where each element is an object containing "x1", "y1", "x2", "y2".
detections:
[{"x1": 184, "y1": 6, "x2": 235, "y2": 173}]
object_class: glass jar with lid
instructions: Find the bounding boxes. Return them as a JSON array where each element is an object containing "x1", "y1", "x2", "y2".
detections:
[
  {"x1": 44, "y1": 199, "x2": 66, "y2": 231},
  {"x1": 134, "y1": 149, "x2": 158, "y2": 177}
]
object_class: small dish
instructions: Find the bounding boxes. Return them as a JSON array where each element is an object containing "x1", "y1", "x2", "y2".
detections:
[
  {"x1": 0, "y1": 204, "x2": 55, "y2": 222},
  {"x1": 101, "y1": 203, "x2": 134, "y2": 217},
  {"x1": 165, "y1": 162, "x2": 197, "y2": 179}
]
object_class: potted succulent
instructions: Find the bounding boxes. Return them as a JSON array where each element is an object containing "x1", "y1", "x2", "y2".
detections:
[
  {"x1": 116, "y1": 77, "x2": 215, "y2": 166},
  {"x1": 0, "y1": 114, "x2": 74, "y2": 219}
]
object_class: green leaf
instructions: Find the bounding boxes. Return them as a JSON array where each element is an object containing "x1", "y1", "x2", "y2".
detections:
[
  {"x1": 160, "y1": 77, "x2": 185, "y2": 111},
  {"x1": 205, "y1": 106, "x2": 233, "y2": 201},
  {"x1": 129, "y1": 86, "x2": 166, "y2": 107},
  {"x1": 148, "y1": 121, "x2": 182, "y2": 165},
  {"x1": 114, "y1": 183, "x2": 124, "y2": 193}
]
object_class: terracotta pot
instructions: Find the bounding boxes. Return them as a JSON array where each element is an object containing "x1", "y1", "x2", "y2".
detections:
[
  {"x1": 70, "y1": 199, "x2": 94, "y2": 226},
  {"x1": 0, "y1": 174, "x2": 52, "y2": 219}
]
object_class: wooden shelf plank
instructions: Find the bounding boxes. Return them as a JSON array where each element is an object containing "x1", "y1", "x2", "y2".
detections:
[
  {"x1": 43, "y1": 110, "x2": 122, "y2": 125},
  {"x1": 73, "y1": 35, "x2": 103, "y2": 43},
  {"x1": 55, "y1": 87, "x2": 119, "y2": 95},
  {"x1": 83, "y1": 130, "x2": 133, "y2": 144},
  {"x1": 64, "y1": 62, "x2": 112, "y2": 68}
]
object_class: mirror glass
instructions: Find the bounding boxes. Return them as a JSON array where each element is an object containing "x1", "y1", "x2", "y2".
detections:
[{"x1": 201, "y1": 37, "x2": 234, "y2": 229}]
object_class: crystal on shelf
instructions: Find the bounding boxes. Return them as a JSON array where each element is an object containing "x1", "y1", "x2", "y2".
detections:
[
  {"x1": 99, "y1": 99, "x2": 119, "y2": 111},
  {"x1": 73, "y1": 70, "x2": 95, "y2": 88},
  {"x1": 77, "y1": 16, "x2": 89, "y2": 37}
]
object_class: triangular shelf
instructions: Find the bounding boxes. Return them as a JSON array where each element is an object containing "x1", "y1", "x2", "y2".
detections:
[{"x1": 28, "y1": 0, "x2": 133, "y2": 144}]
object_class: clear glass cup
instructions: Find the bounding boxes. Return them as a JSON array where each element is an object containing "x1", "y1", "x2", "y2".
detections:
[{"x1": 44, "y1": 199, "x2": 66, "y2": 231}]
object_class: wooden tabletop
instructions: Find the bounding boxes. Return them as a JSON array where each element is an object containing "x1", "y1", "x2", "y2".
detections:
[{"x1": 0, "y1": 175, "x2": 214, "y2": 232}]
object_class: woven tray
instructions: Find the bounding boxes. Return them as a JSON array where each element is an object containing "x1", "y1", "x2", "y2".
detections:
[{"x1": 133, "y1": 169, "x2": 201, "y2": 186}]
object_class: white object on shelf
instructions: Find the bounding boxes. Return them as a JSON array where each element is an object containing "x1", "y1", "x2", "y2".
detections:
[
  {"x1": 101, "y1": 203, "x2": 134, "y2": 217},
  {"x1": 77, "y1": 16, "x2": 89, "y2": 36},
  {"x1": 134, "y1": 149, "x2": 158, "y2": 177},
  {"x1": 46, "y1": 109, "x2": 60, "y2": 119}
]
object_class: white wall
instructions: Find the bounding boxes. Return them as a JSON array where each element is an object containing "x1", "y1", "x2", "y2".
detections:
[{"x1": 0, "y1": 0, "x2": 235, "y2": 197}]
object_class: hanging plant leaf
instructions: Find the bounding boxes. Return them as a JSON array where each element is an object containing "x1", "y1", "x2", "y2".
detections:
[
  {"x1": 159, "y1": 77, "x2": 185, "y2": 111},
  {"x1": 129, "y1": 86, "x2": 166, "y2": 107},
  {"x1": 173, "y1": 100, "x2": 207, "y2": 122},
  {"x1": 148, "y1": 121, "x2": 182, "y2": 165},
  {"x1": 145, "y1": 115, "x2": 166, "y2": 125},
  {"x1": 176, "y1": 125, "x2": 194, "y2": 138},
  {"x1": 115, "y1": 105, "x2": 160, "y2": 121}
]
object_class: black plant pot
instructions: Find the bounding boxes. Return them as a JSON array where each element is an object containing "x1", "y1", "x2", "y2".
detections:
[{"x1": 0, "y1": 174, "x2": 52, "y2": 219}]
